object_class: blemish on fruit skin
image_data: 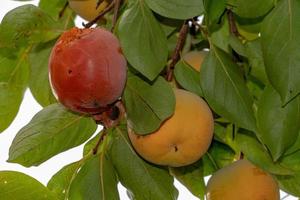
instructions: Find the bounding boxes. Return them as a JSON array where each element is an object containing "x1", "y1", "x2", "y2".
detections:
[
  {"x1": 55, "y1": 27, "x2": 93, "y2": 52},
  {"x1": 118, "y1": 47, "x2": 123, "y2": 55},
  {"x1": 174, "y1": 145, "x2": 178, "y2": 152},
  {"x1": 3, "y1": 180, "x2": 7, "y2": 184}
]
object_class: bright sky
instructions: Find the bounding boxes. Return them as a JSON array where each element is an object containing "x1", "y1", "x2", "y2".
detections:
[{"x1": 0, "y1": 1, "x2": 296, "y2": 200}]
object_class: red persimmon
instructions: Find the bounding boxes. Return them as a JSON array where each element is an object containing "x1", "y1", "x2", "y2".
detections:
[{"x1": 49, "y1": 27, "x2": 127, "y2": 114}]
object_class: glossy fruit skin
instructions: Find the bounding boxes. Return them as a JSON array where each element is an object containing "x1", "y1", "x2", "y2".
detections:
[
  {"x1": 68, "y1": 0, "x2": 111, "y2": 21},
  {"x1": 49, "y1": 27, "x2": 127, "y2": 114},
  {"x1": 183, "y1": 51, "x2": 208, "y2": 72},
  {"x1": 128, "y1": 89, "x2": 214, "y2": 167},
  {"x1": 206, "y1": 159, "x2": 280, "y2": 200}
]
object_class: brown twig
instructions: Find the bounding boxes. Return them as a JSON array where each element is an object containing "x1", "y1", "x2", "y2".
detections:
[
  {"x1": 227, "y1": 10, "x2": 240, "y2": 37},
  {"x1": 111, "y1": 0, "x2": 122, "y2": 32},
  {"x1": 91, "y1": 101, "x2": 126, "y2": 155},
  {"x1": 166, "y1": 21, "x2": 189, "y2": 81},
  {"x1": 83, "y1": 0, "x2": 115, "y2": 28},
  {"x1": 59, "y1": 2, "x2": 69, "y2": 18},
  {"x1": 92, "y1": 129, "x2": 107, "y2": 155}
]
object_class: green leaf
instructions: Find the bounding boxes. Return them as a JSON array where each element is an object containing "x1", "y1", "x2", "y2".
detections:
[
  {"x1": 69, "y1": 155, "x2": 119, "y2": 200},
  {"x1": 48, "y1": 132, "x2": 115, "y2": 200},
  {"x1": 235, "y1": 15, "x2": 263, "y2": 34},
  {"x1": 174, "y1": 60, "x2": 203, "y2": 97},
  {"x1": 118, "y1": 1, "x2": 168, "y2": 80},
  {"x1": 0, "y1": 49, "x2": 30, "y2": 132},
  {"x1": 144, "y1": 0, "x2": 204, "y2": 20},
  {"x1": 257, "y1": 86, "x2": 300, "y2": 161},
  {"x1": 261, "y1": 0, "x2": 300, "y2": 103},
  {"x1": 204, "y1": 0, "x2": 226, "y2": 28},
  {"x1": 276, "y1": 172, "x2": 300, "y2": 197},
  {"x1": 227, "y1": 0, "x2": 274, "y2": 18},
  {"x1": 0, "y1": 171, "x2": 57, "y2": 200},
  {"x1": 8, "y1": 104, "x2": 97, "y2": 167},
  {"x1": 213, "y1": 123, "x2": 238, "y2": 152},
  {"x1": 245, "y1": 39, "x2": 268, "y2": 84},
  {"x1": 228, "y1": 35, "x2": 247, "y2": 57},
  {"x1": 202, "y1": 141, "x2": 236, "y2": 176},
  {"x1": 48, "y1": 161, "x2": 80, "y2": 200},
  {"x1": 108, "y1": 123, "x2": 178, "y2": 200},
  {"x1": 203, "y1": 0, "x2": 226, "y2": 29},
  {"x1": 200, "y1": 46, "x2": 256, "y2": 132},
  {"x1": 83, "y1": 132, "x2": 101, "y2": 156},
  {"x1": 29, "y1": 41, "x2": 57, "y2": 107},
  {"x1": 39, "y1": 0, "x2": 75, "y2": 30},
  {"x1": 285, "y1": 132, "x2": 300, "y2": 155},
  {"x1": 170, "y1": 161, "x2": 205, "y2": 200},
  {"x1": 236, "y1": 131, "x2": 293, "y2": 175},
  {"x1": 281, "y1": 149, "x2": 300, "y2": 172},
  {"x1": 210, "y1": 17, "x2": 230, "y2": 53},
  {"x1": 124, "y1": 74, "x2": 175, "y2": 135},
  {"x1": 0, "y1": 5, "x2": 61, "y2": 50}
]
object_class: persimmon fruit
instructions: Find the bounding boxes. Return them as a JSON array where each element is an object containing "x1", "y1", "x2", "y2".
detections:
[
  {"x1": 128, "y1": 89, "x2": 214, "y2": 167},
  {"x1": 68, "y1": 0, "x2": 111, "y2": 21},
  {"x1": 49, "y1": 27, "x2": 127, "y2": 114},
  {"x1": 206, "y1": 159, "x2": 280, "y2": 200},
  {"x1": 183, "y1": 50, "x2": 208, "y2": 72}
]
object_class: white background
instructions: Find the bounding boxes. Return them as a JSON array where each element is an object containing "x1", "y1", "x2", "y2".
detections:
[{"x1": 0, "y1": 1, "x2": 295, "y2": 200}]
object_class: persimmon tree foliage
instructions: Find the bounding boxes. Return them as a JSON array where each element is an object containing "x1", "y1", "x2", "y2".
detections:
[{"x1": 0, "y1": 0, "x2": 300, "y2": 199}]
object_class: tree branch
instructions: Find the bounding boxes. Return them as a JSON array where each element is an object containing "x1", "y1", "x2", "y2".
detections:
[
  {"x1": 83, "y1": 0, "x2": 115, "y2": 28},
  {"x1": 166, "y1": 21, "x2": 189, "y2": 81},
  {"x1": 59, "y1": 2, "x2": 69, "y2": 19},
  {"x1": 227, "y1": 10, "x2": 240, "y2": 37},
  {"x1": 111, "y1": 0, "x2": 122, "y2": 32}
]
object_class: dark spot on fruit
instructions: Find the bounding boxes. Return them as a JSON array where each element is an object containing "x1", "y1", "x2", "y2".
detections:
[
  {"x1": 118, "y1": 47, "x2": 123, "y2": 55},
  {"x1": 174, "y1": 145, "x2": 178, "y2": 152},
  {"x1": 68, "y1": 69, "x2": 73, "y2": 74}
]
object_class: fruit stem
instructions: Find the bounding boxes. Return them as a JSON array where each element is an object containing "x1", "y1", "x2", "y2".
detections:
[
  {"x1": 166, "y1": 21, "x2": 189, "y2": 82},
  {"x1": 239, "y1": 152, "x2": 244, "y2": 159},
  {"x1": 92, "y1": 101, "x2": 126, "y2": 128},
  {"x1": 59, "y1": 2, "x2": 69, "y2": 19},
  {"x1": 83, "y1": 0, "x2": 115, "y2": 28},
  {"x1": 111, "y1": 0, "x2": 122, "y2": 32}
]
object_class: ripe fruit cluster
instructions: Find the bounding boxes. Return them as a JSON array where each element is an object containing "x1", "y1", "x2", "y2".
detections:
[{"x1": 49, "y1": 5, "x2": 281, "y2": 199}]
